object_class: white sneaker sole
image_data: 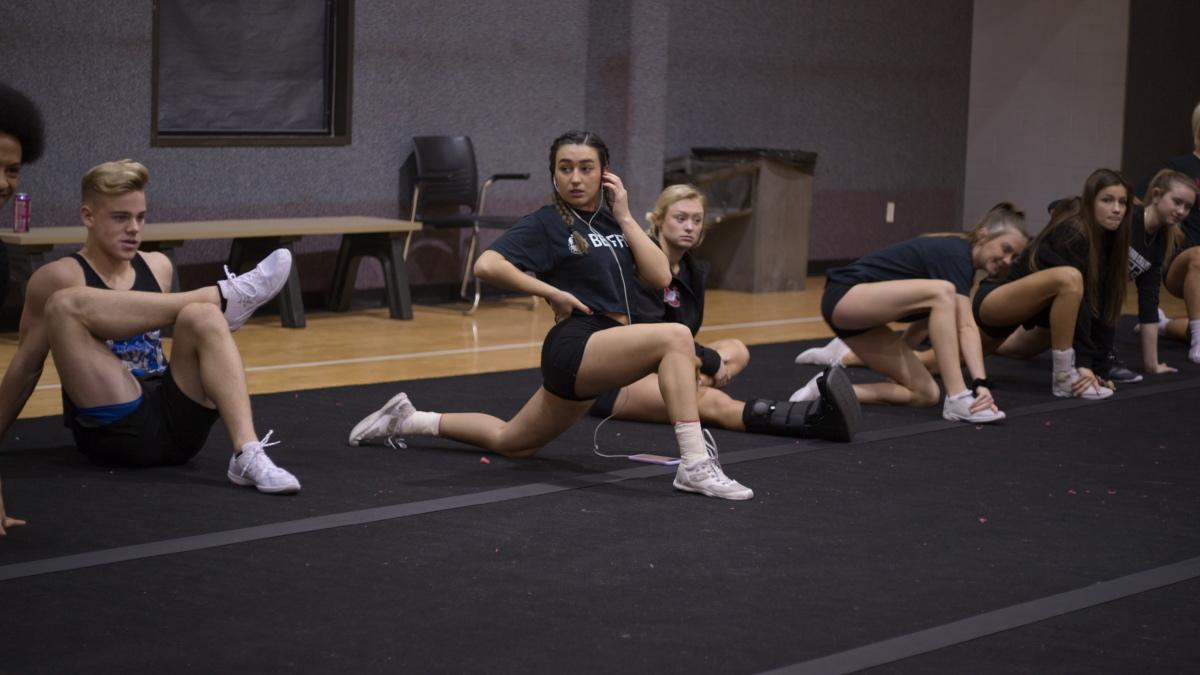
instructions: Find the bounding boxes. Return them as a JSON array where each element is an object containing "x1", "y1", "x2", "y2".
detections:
[
  {"x1": 227, "y1": 471, "x2": 301, "y2": 494},
  {"x1": 348, "y1": 392, "x2": 410, "y2": 446},
  {"x1": 672, "y1": 478, "x2": 754, "y2": 501},
  {"x1": 943, "y1": 409, "x2": 1006, "y2": 424},
  {"x1": 1052, "y1": 388, "x2": 1113, "y2": 400}
]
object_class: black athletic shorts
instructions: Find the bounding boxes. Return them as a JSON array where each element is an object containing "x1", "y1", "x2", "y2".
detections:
[
  {"x1": 65, "y1": 369, "x2": 220, "y2": 467},
  {"x1": 588, "y1": 389, "x2": 620, "y2": 418},
  {"x1": 972, "y1": 278, "x2": 1052, "y2": 341},
  {"x1": 821, "y1": 281, "x2": 930, "y2": 340},
  {"x1": 540, "y1": 313, "x2": 622, "y2": 400}
]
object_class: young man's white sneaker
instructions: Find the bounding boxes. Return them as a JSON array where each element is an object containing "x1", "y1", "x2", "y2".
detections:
[
  {"x1": 1052, "y1": 369, "x2": 1113, "y2": 400},
  {"x1": 789, "y1": 372, "x2": 823, "y2": 402},
  {"x1": 227, "y1": 431, "x2": 301, "y2": 494},
  {"x1": 942, "y1": 391, "x2": 1006, "y2": 423},
  {"x1": 672, "y1": 433, "x2": 753, "y2": 500},
  {"x1": 348, "y1": 392, "x2": 416, "y2": 448},
  {"x1": 795, "y1": 338, "x2": 850, "y2": 366},
  {"x1": 218, "y1": 248, "x2": 293, "y2": 330}
]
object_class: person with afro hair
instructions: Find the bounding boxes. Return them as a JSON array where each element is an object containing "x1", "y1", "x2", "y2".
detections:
[{"x1": 0, "y1": 82, "x2": 44, "y2": 536}]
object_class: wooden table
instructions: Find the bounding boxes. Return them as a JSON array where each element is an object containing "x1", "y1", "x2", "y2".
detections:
[{"x1": 0, "y1": 216, "x2": 422, "y2": 328}]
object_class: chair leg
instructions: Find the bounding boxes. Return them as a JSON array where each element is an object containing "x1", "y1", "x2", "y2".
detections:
[
  {"x1": 459, "y1": 228, "x2": 478, "y2": 301},
  {"x1": 466, "y1": 277, "x2": 483, "y2": 315}
]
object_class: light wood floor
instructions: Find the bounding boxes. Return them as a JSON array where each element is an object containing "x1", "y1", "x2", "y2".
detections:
[{"x1": 1, "y1": 277, "x2": 1185, "y2": 420}]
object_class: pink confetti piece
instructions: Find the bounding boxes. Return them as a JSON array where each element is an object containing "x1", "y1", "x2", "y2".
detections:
[
  {"x1": 1066, "y1": 488, "x2": 1077, "y2": 496},
  {"x1": 975, "y1": 425, "x2": 983, "y2": 430},
  {"x1": 335, "y1": 401, "x2": 344, "y2": 407},
  {"x1": 978, "y1": 516, "x2": 988, "y2": 524},
  {"x1": 1043, "y1": 420, "x2": 1053, "y2": 427},
  {"x1": 479, "y1": 457, "x2": 491, "y2": 464},
  {"x1": 1107, "y1": 489, "x2": 1117, "y2": 495}
]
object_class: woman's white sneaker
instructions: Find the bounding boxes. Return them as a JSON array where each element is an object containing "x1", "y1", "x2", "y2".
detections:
[
  {"x1": 348, "y1": 392, "x2": 416, "y2": 448},
  {"x1": 1052, "y1": 369, "x2": 1113, "y2": 399},
  {"x1": 674, "y1": 458, "x2": 754, "y2": 500},
  {"x1": 672, "y1": 432, "x2": 753, "y2": 500},
  {"x1": 942, "y1": 392, "x2": 1005, "y2": 423}
]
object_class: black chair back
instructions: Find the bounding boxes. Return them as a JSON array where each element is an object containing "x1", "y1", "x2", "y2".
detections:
[{"x1": 412, "y1": 135, "x2": 479, "y2": 214}]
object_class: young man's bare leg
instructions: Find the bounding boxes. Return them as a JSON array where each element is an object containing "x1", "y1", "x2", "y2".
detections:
[{"x1": 169, "y1": 303, "x2": 299, "y2": 493}]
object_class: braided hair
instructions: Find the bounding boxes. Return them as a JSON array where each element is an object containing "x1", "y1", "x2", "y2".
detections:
[{"x1": 548, "y1": 130, "x2": 611, "y2": 253}]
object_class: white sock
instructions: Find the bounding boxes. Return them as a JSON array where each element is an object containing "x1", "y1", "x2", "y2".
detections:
[
  {"x1": 828, "y1": 338, "x2": 850, "y2": 365},
  {"x1": 401, "y1": 411, "x2": 442, "y2": 437},
  {"x1": 788, "y1": 373, "x2": 822, "y2": 402},
  {"x1": 675, "y1": 421, "x2": 707, "y2": 465},
  {"x1": 947, "y1": 389, "x2": 972, "y2": 401},
  {"x1": 1157, "y1": 309, "x2": 1170, "y2": 336},
  {"x1": 1051, "y1": 348, "x2": 1075, "y2": 374},
  {"x1": 796, "y1": 338, "x2": 850, "y2": 366},
  {"x1": 1190, "y1": 320, "x2": 1200, "y2": 346}
]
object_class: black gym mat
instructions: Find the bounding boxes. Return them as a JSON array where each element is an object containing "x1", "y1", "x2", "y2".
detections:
[{"x1": 1, "y1": 323, "x2": 1197, "y2": 674}]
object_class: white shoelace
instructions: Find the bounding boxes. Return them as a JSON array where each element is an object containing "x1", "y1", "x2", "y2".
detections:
[
  {"x1": 237, "y1": 430, "x2": 281, "y2": 476},
  {"x1": 698, "y1": 430, "x2": 738, "y2": 485},
  {"x1": 222, "y1": 264, "x2": 267, "y2": 300}
]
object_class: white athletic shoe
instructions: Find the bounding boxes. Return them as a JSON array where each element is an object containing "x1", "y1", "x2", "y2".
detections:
[
  {"x1": 789, "y1": 372, "x2": 823, "y2": 402},
  {"x1": 227, "y1": 431, "x2": 301, "y2": 494},
  {"x1": 673, "y1": 432, "x2": 754, "y2": 501},
  {"x1": 795, "y1": 338, "x2": 850, "y2": 366},
  {"x1": 1052, "y1": 369, "x2": 1113, "y2": 400},
  {"x1": 218, "y1": 248, "x2": 293, "y2": 330},
  {"x1": 942, "y1": 392, "x2": 1006, "y2": 424},
  {"x1": 348, "y1": 392, "x2": 415, "y2": 448}
]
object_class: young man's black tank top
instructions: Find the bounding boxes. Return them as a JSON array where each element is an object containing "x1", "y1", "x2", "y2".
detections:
[{"x1": 69, "y1": 253, "x2": 168, "y2": 379}]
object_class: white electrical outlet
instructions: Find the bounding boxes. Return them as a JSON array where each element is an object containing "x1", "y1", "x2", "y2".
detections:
[{"x1": 885, "y1": 201, "x2": 895, "y2": 223}]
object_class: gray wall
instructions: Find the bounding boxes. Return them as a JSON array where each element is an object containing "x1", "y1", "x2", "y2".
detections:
[
  {"x1": 6, "y1": 0, "x2": 975, "y2": 294},
  {"x1": 1121, "y1": 0, "x2": 1200, "y2": 191},
  {"x1": 963, "y1": 0, "x2": 1130, "y2": 233},
  {"x1": 665, "y1": 1, "x2": 974, "y2": 259}
]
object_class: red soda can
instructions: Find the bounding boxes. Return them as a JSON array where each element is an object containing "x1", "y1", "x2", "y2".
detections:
[{"x1": 13, "y1": 193, "x2": 31, "y2": 232}]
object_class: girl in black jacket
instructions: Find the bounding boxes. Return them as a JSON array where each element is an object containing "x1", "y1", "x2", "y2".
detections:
[
  {"x1": 1124, "y1": 169, "x2": 1196, "y2": 373},
  {"x1": 973, "y1": 169, "x2": 1132, "y2": 399}
]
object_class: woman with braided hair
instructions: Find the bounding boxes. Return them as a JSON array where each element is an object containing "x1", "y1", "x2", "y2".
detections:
[{"x1": 350, "y1": 131, "x2": 755, "y2": 500}]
